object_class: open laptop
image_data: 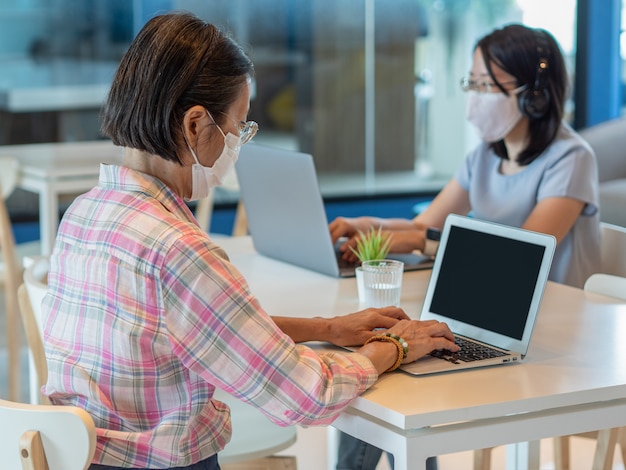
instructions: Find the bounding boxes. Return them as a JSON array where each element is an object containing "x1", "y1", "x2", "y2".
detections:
[
  {"x1": 234, "y1": 144, "x2": 433, "y2": 278},
  {"x1": 400, "y1": 213, "x2": 556, "y2": 376}
]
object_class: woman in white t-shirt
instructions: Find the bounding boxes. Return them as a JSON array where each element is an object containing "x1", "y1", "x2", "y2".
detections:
[
  {"x1": 331, "y1": 23, "x2": 601, "y2": 470},
  {"x1": 330, "y1": 23, "x2": 600, "y2": 291}
]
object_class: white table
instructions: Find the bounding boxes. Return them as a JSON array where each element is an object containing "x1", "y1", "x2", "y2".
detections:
[
  {"x1": 215, "y1": 236, "x2": 626, "y2": 470},
  {"x1": 0, "y1": 58, "x2": 116, "y2": 113},
  {"x1": 0, "y1": 58, "x2": 117, "y2": 142},
  {"x1": 1, "y1": 140, "x2": 123, "y2": 254}
]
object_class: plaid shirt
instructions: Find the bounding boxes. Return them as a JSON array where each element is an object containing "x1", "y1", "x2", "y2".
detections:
[{"x1": 43, "y1": 164, "x2": 377, "y2": 468}]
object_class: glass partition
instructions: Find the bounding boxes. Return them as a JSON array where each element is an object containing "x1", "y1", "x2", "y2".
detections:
[{"x1": 0, "y1": 0, "x2": 578, "y2": 195}]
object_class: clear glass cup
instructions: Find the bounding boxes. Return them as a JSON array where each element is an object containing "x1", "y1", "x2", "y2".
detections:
[{"x1": 360, "y1": 259, "x2": 404, "y2": 308}]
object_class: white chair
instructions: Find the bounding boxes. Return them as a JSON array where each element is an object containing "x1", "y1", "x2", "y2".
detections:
[
  {"x1": 1, "y1": 156, "x2": 42, "y2": 401},
  {"x1": 598, "y1": 222, "x2": 626, "y2": 277},
  {"x1": 584, "y1": 273, "x2": 626, "y2": 301},
  {"x1": 553, "y1": 222, "x2": 626, "y2": 470},
  {"x1": 579, "y1": 118, "x2": 626, "y2": 227},
  {"x1": 21, "y1": 257, "x2": 50, "y2": 405},
  {"x1": 0, "y1": 396, "x2": 96, "y2": 470},
  {"x1": 5, "y1": 264, "x2": 93, "y2": 470},
  {"x1": 22, "y1": 257, "x2": 297, "y2": 468}
]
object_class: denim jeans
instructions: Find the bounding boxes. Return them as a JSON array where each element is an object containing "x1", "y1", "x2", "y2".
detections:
[
  {"x1": 89, "y1": 454, "x2": 220, "y2": 470},
  {"x1": 336, "y1": 432, "x2": 437, "y2": 470}
]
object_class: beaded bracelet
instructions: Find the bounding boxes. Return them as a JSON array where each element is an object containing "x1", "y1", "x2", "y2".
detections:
[
  {"x1": 364, "y1": 333, "x2": 409, "y2": 372},
  {"x1": 385, "y1": 333, "x2": 409, "y2": 359}
]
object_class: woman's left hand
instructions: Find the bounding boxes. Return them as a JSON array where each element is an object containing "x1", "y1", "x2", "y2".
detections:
[{"x1": 326, "y1": 307, "x2": 411, "y2": 347}]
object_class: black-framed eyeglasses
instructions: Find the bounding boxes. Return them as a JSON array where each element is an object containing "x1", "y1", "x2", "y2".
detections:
[{"x1": 460, "y1": 76, "x2": 518, "y2": 93}]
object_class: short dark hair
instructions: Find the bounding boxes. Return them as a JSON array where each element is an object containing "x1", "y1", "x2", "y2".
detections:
[
  {"x1": 476, "y1": 24, "x2": 568, "y2": 165},
  {"x1": 101, "y1": 12, "x2": 254, "y2": 164}
]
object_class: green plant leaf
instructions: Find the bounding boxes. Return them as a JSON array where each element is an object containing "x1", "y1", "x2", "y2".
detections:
[{"x1": 349, "y1": 226, "x2": 392, "y2": 262}]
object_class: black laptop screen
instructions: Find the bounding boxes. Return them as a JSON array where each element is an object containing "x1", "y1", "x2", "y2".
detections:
[{"x1": 429, "y1": 225, "x2": 546, "y2": 340}]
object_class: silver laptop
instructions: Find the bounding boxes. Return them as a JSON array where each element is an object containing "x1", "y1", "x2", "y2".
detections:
[
  {"x1": 400, "y1": 214, "x2": 556, "y2": 376},
  {"x1": 235, "y1": 144, "x2": 433, "y2": 277}
]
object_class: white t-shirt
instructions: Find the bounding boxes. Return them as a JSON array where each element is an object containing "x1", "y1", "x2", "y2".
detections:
[{"x1": 455, "y1": 122, "x2": 601, "y2": 288}]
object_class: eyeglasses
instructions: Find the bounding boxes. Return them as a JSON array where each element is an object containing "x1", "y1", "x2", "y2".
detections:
[
  {"x1": 238, "y1": 121, "x2": 259, "y2": 145},
  {"x1": 460, "y1": 76, "x2": 518, "y2": 93},
  {"x1": 220, "y1": 112, "x2": 258, "y2": 145}
]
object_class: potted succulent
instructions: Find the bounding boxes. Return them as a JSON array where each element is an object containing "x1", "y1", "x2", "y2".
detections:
[
  {"x1": 351, "y1": 227, "x2": 392, "y2": 304},
  {"x1": 350, "y1": 226, "x2": 392, "y2": 264}
]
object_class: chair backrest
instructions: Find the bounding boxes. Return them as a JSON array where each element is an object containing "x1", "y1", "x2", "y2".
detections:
[
  {"x1": 579, "y1": 118, "x2": 626, "y2": 183},
  {"x1": 19, "y1": 284, "x2": 49, "y2": 406},
  {"x1": 21, "y1": 257, "x2": 51, "y2": 405},
  {"x1": 584, "y1": 273, "x2": 626, "y2": 301},
  {"x1": 600, "y1": 222, "x2": 626, "y2": 277},
  {"x1": 0, "y1": 157, "x2": 22, "y2": 285},
  {"x1": 23, "y1": 258, "x2": 49, "y2": 334},
  {"x1": 0, "y1": 156, "x2": 19, "y2": 199},
  {"x1": 0, "y1": 156, "x2": 23, "y2": 401},
  {"x1": 0, "y1": 397, "x2": 96, "y2": 470},
  {"x1": 18, "y1": 258, "x2": 98, "y2": 470}
]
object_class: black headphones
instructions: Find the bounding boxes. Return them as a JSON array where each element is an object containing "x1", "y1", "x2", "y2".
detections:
[{"x1": 517, "y1": 31, "x2": 551, "y2": 120}]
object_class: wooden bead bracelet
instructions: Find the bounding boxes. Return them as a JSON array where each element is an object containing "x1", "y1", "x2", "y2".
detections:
[{"x1": 364, "y1": 333, "x2": 409, "y2": 372}]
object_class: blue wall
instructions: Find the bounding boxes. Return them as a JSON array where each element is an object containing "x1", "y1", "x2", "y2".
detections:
[
  {"x1": 575, "y1": 0, "x2": 622, "y2": 128},
  {"x1": 12, "y1": 194, "x2": 434, "y2": 242},
  {"x1": 209, "y1": 195, "x2": 432, "y2": 236}
]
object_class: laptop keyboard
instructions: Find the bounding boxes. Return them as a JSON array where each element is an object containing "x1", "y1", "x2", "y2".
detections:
[
  {"x1": 337, "y1": 256, "x2": 359, "y2": 270},
  {"x1": 430, "y1": 336, "x2": 508, "y2": 364}
]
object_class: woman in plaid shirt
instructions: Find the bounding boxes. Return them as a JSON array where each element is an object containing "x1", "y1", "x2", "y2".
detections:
[{"x1": 42, "y1": 12, "x2": 457, "y2": 470}]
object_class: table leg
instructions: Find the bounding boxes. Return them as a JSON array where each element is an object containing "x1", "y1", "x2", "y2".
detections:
[
  {"x1": 326, "y1": 426, "x2": 339, "y2": 469},
  {"x1": 505, "y1": 441, "x2": 540, "y2": 469},
  {"x1": 332, "y1": 412, "x2": 429, "y2": 470}
]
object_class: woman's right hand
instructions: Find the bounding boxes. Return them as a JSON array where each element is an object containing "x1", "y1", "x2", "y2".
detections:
[
  {"x1": 329, "y1": 216, "x2": 373, "y2": 243},
  {"x1": 357, "y1": 319, "x2": 458, "y2": 374},
  {"x1": 387, "y1": 319, "x2": 458, "y2": 364}
]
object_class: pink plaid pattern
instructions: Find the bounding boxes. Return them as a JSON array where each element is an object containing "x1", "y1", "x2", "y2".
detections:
[{"x1": 42, "y1": 164, "x2": 377, "y2": 468}]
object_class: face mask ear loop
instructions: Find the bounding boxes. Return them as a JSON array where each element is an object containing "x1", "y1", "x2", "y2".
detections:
[{"x1": 181, "y1": 120, "x2": 201, "y2": 165}]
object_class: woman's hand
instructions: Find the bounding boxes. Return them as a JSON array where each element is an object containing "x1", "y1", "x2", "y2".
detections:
[
  {"x1": 272, "y1": 308, "x2": 409, "y2": 345},
  {"x1": 326, "y1": 307, "x2": 411, "y2": 347},
  {"x1": 357, "y1": 319, "x2": 458, "y2": 374},
  {"x1": 386, "y1": 319, "x2": 458, "y2": 364},
  {"x1": 330, "y1": 217, "x2": 427, "y2": 261},
  {"x1": 329, "y1": 216, "x2": 374, "y2": 243}
]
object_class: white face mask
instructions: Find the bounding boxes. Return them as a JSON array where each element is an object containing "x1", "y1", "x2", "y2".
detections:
[
  {"x1": 465, "y1": 87, "x2": 524, "y2": 143},
  {"x1": 186, "y1": 117, "x2": 242, "y2": 201}
]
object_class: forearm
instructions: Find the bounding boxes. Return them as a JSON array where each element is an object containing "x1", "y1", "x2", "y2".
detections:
[
  {"x1": 272, "y1": 316, "x2": 332, "y2": 343},
  {"x1": 369, "y1": 217, "x2": 417, "y2": 231},
  {"x1": 273, "y1": 316, "x2": 397, "y2": 375},
  {"x1": 356, "y1": 341, "x2": 398, "y2": 375},
  {"x1": 388, "y1": 227, "x2": 428, "y2": 253}
]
